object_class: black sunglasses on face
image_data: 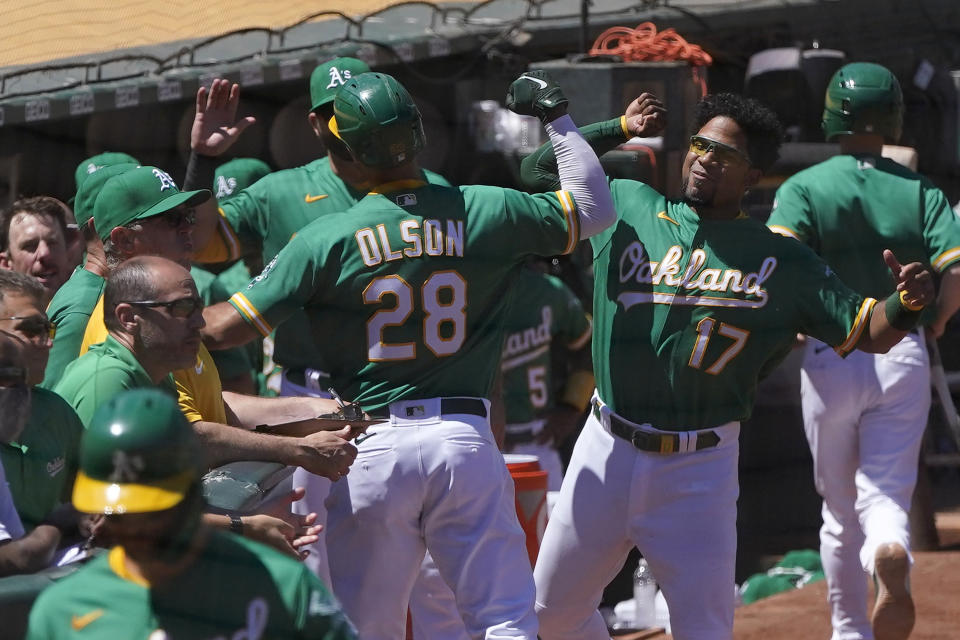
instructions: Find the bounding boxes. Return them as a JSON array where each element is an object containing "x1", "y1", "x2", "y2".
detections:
[
  {"x1": 689, "y1": 135, "x2": 751, "y2": 167},
  {"x1": 124, "y1": 296, "x2": 203, "y2": 318},
  {"x1": 153, "y1": 208, "x2": 196, "y2": 228},
  {"x1": 0, "y1": 315, "x2": 56, "y2": 342}
]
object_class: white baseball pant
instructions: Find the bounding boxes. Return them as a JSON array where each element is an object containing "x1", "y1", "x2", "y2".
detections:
[
  {"x1": 325, "y1": 396, "x2": 538, "y2": 640},
  {"x1": 801, "y1": 333, "x2": 929, "y2": 640},
  {"x1": 409, "y1": 552, "x2": 471, "y2": 640},
  {"x1": 534, "y1": 400, "x2": 740, "y2": 640}
]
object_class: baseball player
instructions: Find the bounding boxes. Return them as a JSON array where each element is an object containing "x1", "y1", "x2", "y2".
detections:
[
  {"x1": 767, "y1": 62, "x2": 960, "y2": 640},
  {"x1": 200, "y1": 69, "x2": 615, "y2": 639},
  {"x1": 519, "y1": 91, "x2": 935, "y2": 640},
  {"x1": 185, "y1": 58, "x2": 452, "y2": 584},
  {"x1": 501, "y1": 261, "x2": 594, "y2": 490},
  {"x1": 26, "y1": 388, "x2": 356, "y2": 639}
]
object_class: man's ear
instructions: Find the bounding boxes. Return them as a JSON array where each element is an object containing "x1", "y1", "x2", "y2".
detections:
[
  {"x1": 0, "y1": 251, "x2": 10, "y2": 269},
  {"x1": 307, "y1": 112, "x2": 324, "y2": 139},
  {"x1": 114, "y1": 303, "x2": 139, "y2": 333},
  {"x1": 108, "y1": 226, "x2": 135, "y2": 255},
  {"x1": 745, "y1": 167, "x2": 763, "y2": 189}
]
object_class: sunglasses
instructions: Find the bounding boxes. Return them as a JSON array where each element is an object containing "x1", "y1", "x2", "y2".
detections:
[
  {"x1": 154, "y1": 208, "x2": 196, "y2": 228},
  {"x1": 125, "y1": 296, "x2": 203, "y2": 318},
  {"x1": 0, "y1": 315, "x2": 56, "y2": 342},
  {"x1": 689, "y1": 135, "x2": 751, "y2": 167}
]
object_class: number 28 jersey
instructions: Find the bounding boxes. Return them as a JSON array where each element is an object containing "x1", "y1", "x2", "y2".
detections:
[
  {"x1": 591, "y1": 180, "x2": 874, "y2": 431},
  {"x1": 230, "y1": 180, "x2": 579, "y2": 412}
]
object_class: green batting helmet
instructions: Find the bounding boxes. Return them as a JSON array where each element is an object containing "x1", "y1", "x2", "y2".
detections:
[
  {"x1": 822, "y1": 62, "x2": 903, "y2": 143},
  {"x1": 72, "y1": 389, "x2": 203, "y2": 515},
  {"x1": 331, "y1": 72, "x2": 426, "y2": 169}
]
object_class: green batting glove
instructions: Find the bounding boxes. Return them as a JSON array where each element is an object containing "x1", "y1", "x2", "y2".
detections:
[{"x1": 505, "y1": 70, "x2": 569, "y2": 123}]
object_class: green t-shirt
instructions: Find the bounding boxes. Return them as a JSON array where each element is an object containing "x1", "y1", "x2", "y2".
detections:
[
  {"x1": 767, "y1": 154, "x2": 960, "y2": 299},
  {"x1": 501, "y1": 268, "x2": 592, "y2": 424},
  {"x1": 229, "y1": 181, "x2": 580, "y2": 411},
  {"x1": 0, "y1": 388, "x2": 83, "y2": 529},
  {"x1": 590, "y1": 180, "x2": 873, "y2": 430},
  {"x1": 52, "y1": 336, "x2": 177, "y2": 427},
  {"x1": 220, "y1": 158, "x2": 451, "y2": 373},
  {"x1": 26, "y1": 530, "x2": 356, "y2": 639},
  {"x1": 41, "y1": 267, "x2": 105, "y2": 390}
]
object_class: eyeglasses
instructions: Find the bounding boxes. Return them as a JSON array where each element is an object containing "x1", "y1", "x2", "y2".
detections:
[
  {"x1": 151, "y1": 208, "x2": 196, "y2": 229},
  {"x1": 0, "y1": 316, "x2": 56, "y2": 342},
  {"x1": 689, "y1": 135, "x2": 751, "y2": 167},
  {"x1": 124, "y1": 296, "x2": 203, "y2": 318}
]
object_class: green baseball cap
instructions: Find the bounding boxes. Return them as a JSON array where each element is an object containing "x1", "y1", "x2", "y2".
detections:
[
  {"x1": 74, "y1": 162, "x2": 138, "y2": 228},
  {"x1": 93, "y1": 166, "x2": 211, "y2": 242},
  {"x1": 309, "y1": 57, "x2": 371, "y2": 112},
  {"x1": 214, "y1": 158, "x2": 271, "y2": 201},
  {"x1": 74, "y1": 151, "x2": 140, "y2": 192}
]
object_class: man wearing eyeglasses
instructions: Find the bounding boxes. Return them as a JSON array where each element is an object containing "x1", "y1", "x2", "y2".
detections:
[
  {"x1": 518, "y1": 92, "x2": 936, "y2": 640},
  {"x1": 0, "y1": 271, "x2": 88, "y2": 573}
]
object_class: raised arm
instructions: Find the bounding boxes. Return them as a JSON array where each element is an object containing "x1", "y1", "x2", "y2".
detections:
[
  {"x1": 505, "y1": 71, "x2": 618, "y2": 239},
  {"x1": 518, "y1": 90, "x2": 667, "y2": 193}
]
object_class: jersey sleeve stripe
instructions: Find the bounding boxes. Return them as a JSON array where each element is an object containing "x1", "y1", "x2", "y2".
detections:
[
  {"x1": 619, "y1": 115, "x2": 630, "y2": 139},
  {"x1": 228, "y1": 292, "x2": 273, "y2": 337},
  {"x1": 555, "y1": 189, "x2": 579, "y2": 255},
  {"x1": 835, "y1": 297, "x2": 877, "y2": 356},
  {"x1": 768, "y1": 224, "x2": 800, "y2": 240},
  {"x1": 567, "y1": 316, "x2": 593, "y2": 351},
  {"x1": 217, "y1": 208, "x2": 242, "y2": 262},
  {"x1": 932, "y1": 246, "x2": 960, "y2": 272}
]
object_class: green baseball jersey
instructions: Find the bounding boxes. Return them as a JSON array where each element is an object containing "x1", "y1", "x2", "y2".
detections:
[
  {"x1": 219, "y1": 157, "x2": 450, "y2": 373},
  {"x1": 26, "y1": 530, "x2": 356, "y2": 639},
  {"x1": 230, "y1": 181, "x2": 580, "y2": 411},
  {"x1": 0, "y1": 388, "x2": 83, "y2": 529},
  {"x1": 53, "y1": 336, "x2": 177, "y2": 427},
  {"x1": 767, "y1": 154, "x2": 960, "y2": 299},
  {"x1": 41, "y1": 267, "x2": 105, "y2": 390},
  {"x1": 591, "y1": 180, "x2": 874, "y2": 430},
  {"x1": 501, "y1": 267, "x2": 592, "y2": 424}
]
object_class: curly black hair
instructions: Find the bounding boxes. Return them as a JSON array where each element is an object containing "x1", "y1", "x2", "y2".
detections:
[{"x1": 692, "y1": 93, "x2": 784, "y2": 173}]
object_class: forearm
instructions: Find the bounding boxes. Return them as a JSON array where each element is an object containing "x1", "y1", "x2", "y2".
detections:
[
  {"x1": 191, "y1": 419, "x2": 301, "y2": 468},
  {"x1": 202, "y1": 301, "x2": 262, "y2": 351},
  {"x1": 221, "y1": 392, "x2": 341, "y2": 430},
  {"x1": 548, "y1": 114, "x2": 616, "y2": 239},
  {"x1": 0, "y1": 525, "x2": 60, "y2": 576},
  {"x1": 520, "y1": 117, "x2": 625, "y2": 191},
  {"x1": 858, "y1": 293, "x2": 917, "y2": 353}
]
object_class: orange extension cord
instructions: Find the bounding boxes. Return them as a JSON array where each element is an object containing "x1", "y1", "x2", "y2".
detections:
[{"x1": 589, "y1": 22, "x2": 712, "y2": 95}]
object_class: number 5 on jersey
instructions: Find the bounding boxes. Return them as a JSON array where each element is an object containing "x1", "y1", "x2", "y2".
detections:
[{"x1": 364, "y1": 271, "x2": 467, "y2": 361}]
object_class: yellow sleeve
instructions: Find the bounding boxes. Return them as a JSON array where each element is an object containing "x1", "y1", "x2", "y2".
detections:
[
  {"x1": 193, "y1": 209, "x2": 242, "y2": 264},
  {"x1": 79, "y1": 295, "x2": 108, "y2": 356}
]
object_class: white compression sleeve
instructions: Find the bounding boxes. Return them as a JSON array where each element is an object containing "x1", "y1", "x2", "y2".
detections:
[{"x1": 544, "y1": 114, "x2": 616, "y2": 239}]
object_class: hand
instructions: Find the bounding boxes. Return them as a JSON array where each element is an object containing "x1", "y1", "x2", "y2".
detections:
[
  {"x1": 242, "y1": 513, "x2": 322, "y2": 561},
  {"x1": 884, "y1": 249, "x2": 934, "y2": 309},
  {"x1": 535, "y1": 405, "x2": 583, "y2": 447},
  {"x1": 505, "y1": 71, "x2": 569, "y2": 123},
  {"x1": 295, "y1": 427, "x2": 358, "y2": 481},
  {"x1": 191, "y1": 78, "x2": 257, "y2": 156},
  {"x1": 624, "y1": 93, "x2": 668, "y2": 138}
]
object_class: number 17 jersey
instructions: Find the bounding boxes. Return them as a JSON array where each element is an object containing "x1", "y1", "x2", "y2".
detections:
[
  {"x1": 591, "y1": 180, "x2": 874, "y2": 430},
  {"x1": 230, "y1": 181, "x2": 579, "y2": 412}
]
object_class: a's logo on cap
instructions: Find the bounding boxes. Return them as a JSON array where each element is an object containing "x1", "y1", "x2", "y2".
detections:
[
  {"x1": 109, "y1": 450, "x2": 145, "y2": 483},
  {"x1": 86, "y1": 163, "x2": 101, "y2": 175},
  {"x1": 325, "y1": 67, "x2": 352, "y2": 90},
  {"x1": 152, "y1": 168, "x2": 178, "y2": 192},
  {"x1": 216, "y1": 175, "x2": 237, "y2": 198}
]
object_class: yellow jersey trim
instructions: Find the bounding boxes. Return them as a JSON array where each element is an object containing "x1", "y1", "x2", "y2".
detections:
[
  {"x1": 932, "y1": 246, "x2": 960, "y2": 272},
  {"x1": 229, "y1": 292, "x2": 273, "y2": 338},
  {"x1": 768, "y1": 224, "x2": 800, "y2": 240},
  {"x1": 108, "y1": 546, "x2": 150, "y2": 588},
  {"x1": 619, "y1": 115, "x2": 630, "y2": 139},
  {"x1": 193, "y1": 208, "x2": 241, "y2": 264},
  {"x1": 555, "y1": 190, "x2": 579, "y2": 255},
  {"x1": 567, "y1": 315, "x2": 593, "y2": 351},
  {"x1": 836, "y1": 297, "x2": 877, "y2": 356},
  {"x1": 79, "y1": 294, "x2": 106, "y2": 356},
  {"x1": 368, "y1": 179, "x2": 427, "y2": 195}
]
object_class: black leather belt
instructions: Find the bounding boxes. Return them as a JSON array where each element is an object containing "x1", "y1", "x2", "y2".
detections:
[
  {"x1": 592, "y1": 403, "x2": 720, "y2": 454},
  {"x1": 368, "y1": 398, "x2": 487, "y2": 420}
]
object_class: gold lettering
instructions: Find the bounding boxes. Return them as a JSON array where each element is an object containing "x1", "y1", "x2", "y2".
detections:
[
  {"x1": 356, "y1": 228, "x2": 382, "y2": 267},
  {"x1": 376, "y1": 224, "x2": 402, "y2": 262},
  {"x1": 400, "y1": 220, "x2": 423, "y2": 257}
]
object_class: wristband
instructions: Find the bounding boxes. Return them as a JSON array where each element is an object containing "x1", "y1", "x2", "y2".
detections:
[
  {"x1": 229, "y1": 514, "x2": 244, "y2": 535},
  {"x1": 884, "y1": 292, "x2": 923, "y2": 331},
  {"x1": 899, "y1": 290, "x2": 924, "y2": 312}
]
